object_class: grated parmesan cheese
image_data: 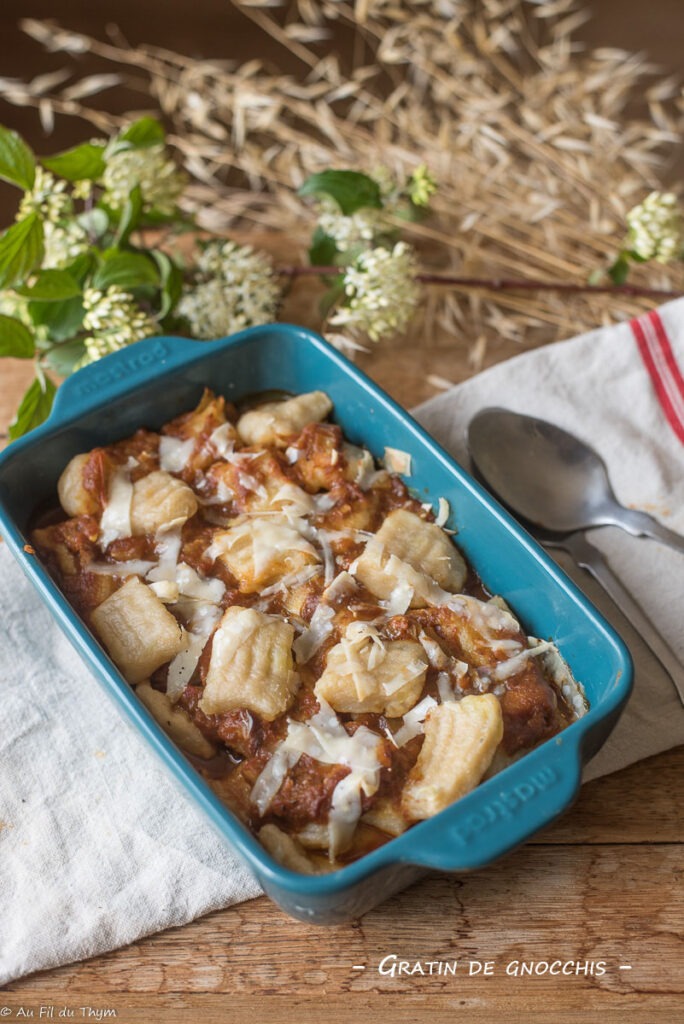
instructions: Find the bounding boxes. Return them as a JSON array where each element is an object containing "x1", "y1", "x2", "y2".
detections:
[
  {"x1": 88, "y1": 559, "x2": 156, "y2": 577},
  {"x1": 146, "y1": 524, "x2": 183, "y2": 583},
  {"x1": 311, "y1": 491, "x2": 336, "y2": 513},
  {"x1": 208, "y1": 423, "x2": 235, "y2": 459},
  {"x1": 392, "y1": 695, "x2": 437, "y2": 747},
  {"x1": 149, "y1": 579, "x2": 180, "y2": 603},
  {"x1": 343, "y1": 444, "x2": 376, "y2": 490},
  {"x1": 490, "y1": 640, "x2": 554, "y2": 683},
  {"x1": 316, "y1": 529, "x2": 337, "y2": 585},
  {"x1": 383, "y1": 446, "x2": 412, "y2": 475},
  {"x1": 250, "y1": 744, "x2": 301, "y2": 816},
  {"x1": 431, "y1": 589, "x2": 521, "y2": 636},
  {"x1": 208, "y1": 516, "x2": 320, "y2": 580},
  {"x1": 435, "y1": 497, "x2": 450, "y2": 527},
  {"x1": 159, "y1": 435, "x2": 195, "y2": 474},
  {"x1": 384, "y1": 579, "x2": 414, "y2": 615},
  {"x1": 196, "y1": 478, "x2": 234, "y2": 506},
  {"x1": 338, "y1": 622, "x2": 385, "y2": 701},
  {"x1": 180, "y1": 600, "x2": 223, "y2": 639},
  {"x1": 250, "y1": 697, "x2": 383, "y2": 857},
  {"x1": 174, "y1": 563, "x2": 225, "y2": 604},
  {"x1": 260, "y1": 564, "x2": 322, "y2": 597},
  {"x1": 322, "y1": 570, "x2": 357, "y2": 603},
  {"x1": 238, "y1": 471, "x2": 268, "y2": 499},
  {"x1": 293, "y1": 603, "x2": 336, "y2": 664},
  {"x1": 269, "y1": 482, "x2": 314, "y2": 514},
  {"x1": 418, "y1": 631, "x2": 448, "y2": 668},
  {"x1": 99, "y1": 463, "x2": 134, "y2": 549},
  {"x1": 436, "y1": 671, "x2": 455, "y2": 703},
  {"x1": 381, "y1": 658, "x2": 426, "y2": 696},
  {"x1": 166, "y1": 631, "x2": 207, "y2": 702}
]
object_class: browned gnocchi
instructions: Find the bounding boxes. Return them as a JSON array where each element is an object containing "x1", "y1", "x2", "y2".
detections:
[{"x1": 33, "y1": 388, "x2": 587, "y2": 872}]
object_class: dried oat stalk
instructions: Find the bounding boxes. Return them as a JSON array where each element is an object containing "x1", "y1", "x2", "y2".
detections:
[{"x1": 3, "y1": 1, "x2": 684, "y2": 398}]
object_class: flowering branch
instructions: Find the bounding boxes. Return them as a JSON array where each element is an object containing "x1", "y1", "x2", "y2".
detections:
[
  {"x1": 295, "y1": 170, "x2": 684, "y2": 346},
  {"x1": 601, "y1": 191, "x2": 684, "y2": 285},
  {"x1": 2, "y1": 122, "x2": 682, "y2": 443},
  {"x1": 0, "y1": 117, "x2": 196, "y2": 438},
  {"x1": 278, "y1": 265, "x2": 683, "y2": 302}
]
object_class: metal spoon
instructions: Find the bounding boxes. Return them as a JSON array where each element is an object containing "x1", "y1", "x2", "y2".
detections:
[
  {"x1": 467, "y1": 407, "x2": 684, "y2": 555},
  {"x1": 468, "y1": 408, "x2": 684, "y2": 706}
]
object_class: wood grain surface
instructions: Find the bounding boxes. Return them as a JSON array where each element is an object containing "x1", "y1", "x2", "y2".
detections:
[
  {"x1": 1, "y1": 277, "x2": 683, "y2": 1023},
  {"x1": 2, "y1": 751, "x2": 682, "y2": 1023}
]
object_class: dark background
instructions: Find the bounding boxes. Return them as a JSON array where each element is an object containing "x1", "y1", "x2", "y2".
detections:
[{"x1": 0, "y1": 0, "x2": 682, "y2": 221}]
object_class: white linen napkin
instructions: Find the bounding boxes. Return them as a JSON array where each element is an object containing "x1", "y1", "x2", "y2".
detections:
[
  {"x1": 414, "y1": 298, "x2": 684, "y2": 780},
  {"x1": 2, "y1": 299, "x2": 683, "y2": 983},
  {"x1": 0, "y1": 541, "x2": 262, "y2": 985}
]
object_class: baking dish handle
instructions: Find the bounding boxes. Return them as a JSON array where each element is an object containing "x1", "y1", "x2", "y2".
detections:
[
  {"x1": 406, "y1": 733, "x2": 582, "y2": 873},
  {"x1": 47, "y1": 335, "x2": 203, "y2": 425}
]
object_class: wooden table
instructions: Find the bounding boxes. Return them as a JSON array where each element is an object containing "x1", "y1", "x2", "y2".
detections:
[{"x1": 1, "y1": 344, "x2": 682, "y2": 1024}]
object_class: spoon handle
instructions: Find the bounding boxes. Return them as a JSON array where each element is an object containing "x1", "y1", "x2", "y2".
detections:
[
  {"x1": 561, "y1": 532, "x2": 684, "y2": 707},
  {"x1": 612, "y1": 507, "x2": 684, "y2": 557}
]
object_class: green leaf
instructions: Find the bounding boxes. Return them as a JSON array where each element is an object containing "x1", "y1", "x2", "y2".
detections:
[
  {"x1": 608, "y1": 255, "x2": 630, "y2": 285},
  {"x1": 318, "y1": 279, "x2": 345, "y2": 319},
  {"x1": 15, "y1": 268, "x2": 81, "y2": 302},
  {"x1": 0, "y1": 125, "x2": 36, "y2": 190},
  {"x1": 115, "y1": 185, "x2": 143, "y2": 246},
  {"x1": 151, "y1": 250, "x2": 183, "y2": 318},
  {"x1": 298, "y1": 170, "x2": 382, "y2": 216},
  {"x1": 42, "y1": 142, "x2": 106, "y2": 181},
  {"x1": 8, "y1": 370, "x2": 56, "y2": 440},
  {"x1": 118, "y1": 116, "x2": 165, "y2": 149},
  {"x1": 28, "y1": 295, "x2": 85, "y2": 341},
  {"x1": 308, "y1": 227, "x2": 339, "y2": 267},
  {"x1": 0, "y1": 314, "x2": 35, "y2": 357},
  {"x1": 396, "y1": 202, "x2": 425, "y2": 224},
  {"x1": 627, "y1": 250, "x2": 649, "y2": 265},
  {"x1": 141, "y1": 207, "x2": 196, "y2": 230},
  {"x1": 0, "y1": 213, "x2": 44, "y2": 289},
  {"x1": 92, "y1": 250, "x2": 160, "y2": 291},
  {"x1": 65, "y1": 251, "x2": 94, "y2": 285},
  {"x1": 43, "y1": 337, "x2": 87, "y2": 376}
]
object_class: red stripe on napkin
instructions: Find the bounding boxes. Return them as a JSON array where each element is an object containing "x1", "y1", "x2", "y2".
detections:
[{"x1": 631, "y1": 310, "x2": 684, "y2": 445}]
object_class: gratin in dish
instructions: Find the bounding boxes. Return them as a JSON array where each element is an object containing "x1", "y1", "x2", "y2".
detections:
[{"x1": 32, "y1": 388, "x2": 587, "y2": 872}]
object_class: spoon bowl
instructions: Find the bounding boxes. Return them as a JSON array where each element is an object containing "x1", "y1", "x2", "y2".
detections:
[
  {"x1": 467, "y1": 407, "x2": 684, "y2": 706},
  {"x1": 467, "y1": 407, "x2": 684, "y2": 554}
]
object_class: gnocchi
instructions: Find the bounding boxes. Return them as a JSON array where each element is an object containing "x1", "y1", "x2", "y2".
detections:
[
  {"x1": 354, "y1": 508, "x2": 467, "y2": 606},
  {"x1": 34, "y1": 388, "x2": 585, "y2": 876}
]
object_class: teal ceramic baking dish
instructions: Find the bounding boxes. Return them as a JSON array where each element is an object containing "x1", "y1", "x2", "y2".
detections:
[{"x1": 0, "y1": 325, "x2": 632, "y2": 922}]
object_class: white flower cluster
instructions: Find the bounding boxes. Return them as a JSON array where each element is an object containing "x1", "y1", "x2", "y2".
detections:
[
  {"x1": 43, "y1": 219, "x2": 89, "y2": 270},
  {"x1": 102, "y1": 145, "x2": 186, "y2": 213},
  {"x1": 317, "y1": 199, "x2": 389, "y2": 253},
  {"x1": 18, "y1": 167, "x2": 71, "y2": 224},
  {"x1": 17, "y1": 167, "x2": 89, "y2": 268},
  {"x1": 0, "y1": 292, "x2": 49, "y2": 343},
  {"x1": 178, "y1": 240, "x2": 281, "y2": 340},
  {"x1": 626, "y1": 191, "x2": 683, "y2": 264},
  {"x1": 315, "y1": 167, "x2": 436, "y2": 259},
  {"x1": 329, "y1": 241, "x2": 421, "y2": 342},
  {"x1": 372, "y1": 163, "x2": 437, "y2": 211},
  {"x1": 407, "y1": 164, "x2": 437, "y2": 208},
  {"x1": 81, "y1": 286, "x2": 157, "y2": 364}
]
